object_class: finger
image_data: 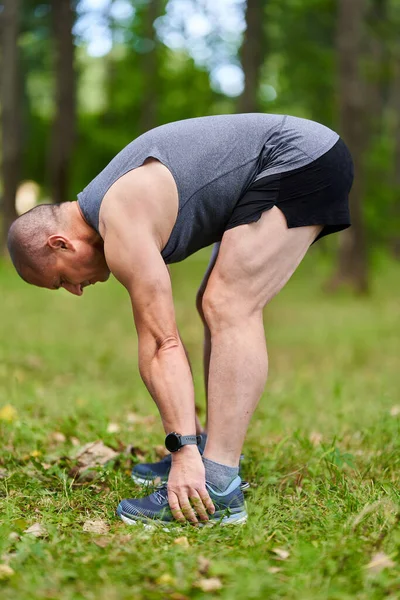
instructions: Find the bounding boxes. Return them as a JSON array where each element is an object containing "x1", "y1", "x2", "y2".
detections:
[
  {"x1": 179, "y1": 497, "x2": 199, "y2": 525},
  {"x1": 189, "y1": 494, "x2": 209, "y2": 522},
  {"x1": 200, "y1": 489, "x2": 215, "y2": 514},
  {"x1": 168, "y1": 491, "x2": 186, "y2": 524}
]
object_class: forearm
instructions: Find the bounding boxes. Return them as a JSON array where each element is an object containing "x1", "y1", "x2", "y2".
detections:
[{"x1": 138, "y1": 335, "x2": 197, "y2": 434}]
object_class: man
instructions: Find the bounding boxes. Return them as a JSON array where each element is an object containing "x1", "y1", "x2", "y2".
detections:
[{"x1": 7, "y1": 113, "x2": 353, "y2": 526}]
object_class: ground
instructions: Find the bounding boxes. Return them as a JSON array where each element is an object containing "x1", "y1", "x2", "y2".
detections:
[{"x1": 0, "y1": 247, "x2": 399, "y2": 600}]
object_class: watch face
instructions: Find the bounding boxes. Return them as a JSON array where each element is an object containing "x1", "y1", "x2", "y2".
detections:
[{"x1": 165, "y1": 433, "x2": 181, "y2": 452}]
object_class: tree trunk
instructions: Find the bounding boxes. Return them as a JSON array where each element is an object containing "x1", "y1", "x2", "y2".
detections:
[
  {"x1": 49, "y1": 0, "x2": 76, "y2": 204},
  {"x1": 365, "y1": 0, "x2": 389, "y2": 137},
  {"x1": 330, "y1": 0, "x2": 369, "y2": 293},
  {"x1": 389, "y1": 40, "x2": 400, "y2": 258},
  {"x1": 0, "y1": 0, "x2": 21, "y2": 253},
  {"x1": 237, "y1": 0, "x2": 265, "y2": 113},
  {"x1": 138, "y1": 0, "x2": 164, "y2": 134}
]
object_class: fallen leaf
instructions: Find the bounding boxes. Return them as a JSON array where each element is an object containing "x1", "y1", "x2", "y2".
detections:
[
  {"x1": 0, "y1": 404, "x2": 18, "y2": 422},
  {"x1": 93, "y1": 536, "x2": 111, "y2": 548},
  {"x1": 72, "y1": 441, "x2": 118, "y2": 477},
  {"x1": 197, "y1": 555, "x2": 210, "y2": 575},
  {"x1": 8, "y1": 532, "x2": 20, "y2": 542},
  {"x1": 195, "y1": 577, "x2": 223, "y2": 592},
  {"x1": 267, "y1": 566, "x2": 281, "y2": 574},
  {"x1": 70, "y1": 437, "x2": 80, "y2": 447},
  {"x1": 83, "y1": 519, "x2": 110, "y2": 534},
  {"x1": 0, "y1": 468, "x2": 9, "y2": 479},
  {"x1": 125, "y1": 445, "x2": 146, "y2": 461},
  {"x1": 49, "y1": 431, "x2": 66, "y2": 444},
  {"x1": 390, "y1": 405, "x2": 400, "y2": 417},
  {"x1": 365, "y1": 552, "x2": 395, "y2": 574},
  {"x1": 107, "y1": 422, "x2": 120, "y2": 434},
  {"x1": 309, "y1": 431, "x2": 323, "y2": 446},
  {"x1": 272, "y1": 547, "x2": 290, "y2": 560},
  {"x1": 156, "y1": 573, "x2": 176, "y2": 586},
  {"x1": 126, "y1": 412, "x2": 141, "y2": 424},
  {"x1": 0, "y1": 564, "x2": 15, "y2": 580},
  {"x1": 173, "y1": 536, "x2": 190, "y2": 548},
  {"x1": 24, "y1": 523, "x2": 47, "y2": 538}
]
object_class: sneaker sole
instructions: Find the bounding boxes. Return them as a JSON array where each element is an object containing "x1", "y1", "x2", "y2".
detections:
[
  {"x1": 119, "y1": 510, "x2": 248, "y2": 528},
  {"x1": 131, "y1": 473, "x2": 251, "y2": 492}
]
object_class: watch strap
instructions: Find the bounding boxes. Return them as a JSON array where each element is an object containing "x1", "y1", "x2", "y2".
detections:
[{"x1": 180, "y1": 435, "x2": 199, "y2": 446}]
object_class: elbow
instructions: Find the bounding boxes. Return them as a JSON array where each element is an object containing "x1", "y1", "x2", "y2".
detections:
[{"x1": 156, "y1": 335, "x2": 180, "y2": 352}]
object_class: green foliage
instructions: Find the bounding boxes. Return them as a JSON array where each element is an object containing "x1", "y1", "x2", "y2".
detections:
[{"x1": 11, "y1": 0, "x2": 400, "y2": 246}]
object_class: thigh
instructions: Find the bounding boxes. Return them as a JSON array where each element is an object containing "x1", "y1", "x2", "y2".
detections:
[
  {"x1": 198, "y1": 242, "x2": 220, "y2": 294},
  {"x1": 205, "y1": 207, "x2": 322, "y2": 314}
]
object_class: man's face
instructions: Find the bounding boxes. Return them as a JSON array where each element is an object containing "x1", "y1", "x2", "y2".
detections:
[{"x1": 25, "y1": 237, "x2": 111, "y2": 296}]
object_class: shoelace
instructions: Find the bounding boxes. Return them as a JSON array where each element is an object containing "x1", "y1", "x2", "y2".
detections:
[{"x1": 153, "y1": 484, "x2": 168, "y2": 505}]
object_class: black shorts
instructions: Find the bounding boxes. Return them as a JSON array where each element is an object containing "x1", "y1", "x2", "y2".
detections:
[{"x1": 226, "y1": 138, "x2": 354, "y2": 242}]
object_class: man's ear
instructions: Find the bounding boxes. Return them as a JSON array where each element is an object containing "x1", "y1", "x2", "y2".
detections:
[{"x1": 47, "y1": 235, "x2": 75, "y2": 251}]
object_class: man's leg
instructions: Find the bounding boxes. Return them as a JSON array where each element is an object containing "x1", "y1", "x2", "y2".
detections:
[
  {"x1": 202, "y1": 207, "x2": 322, "y2": 469},
  {"x1": 195, "y1": 242, "x2": 220, "y2": 434}
]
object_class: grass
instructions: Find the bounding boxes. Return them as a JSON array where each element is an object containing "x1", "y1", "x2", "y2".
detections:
[{"x1": 0, "y1": 247, "x2": 399, "y2": 599}]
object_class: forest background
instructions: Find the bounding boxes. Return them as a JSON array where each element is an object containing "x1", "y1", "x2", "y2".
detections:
[{"x1": 1, "y1": 0, "x2": 400, "y2": 291}]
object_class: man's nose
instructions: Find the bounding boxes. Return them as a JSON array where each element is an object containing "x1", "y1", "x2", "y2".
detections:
[{"x1": 61, "y1": 282, "x2": 83, "y2": 296}]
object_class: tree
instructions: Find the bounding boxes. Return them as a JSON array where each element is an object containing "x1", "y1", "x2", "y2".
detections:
[
  {"x1": 237, "y1": 0, "x2": 265, "y2": 113},
  {"x1": 48, "y1": 0, "x2": 76, "y2": 203},
  {"x1": 0, "y1": 0, "x2": 22, "y2": 253},
  {"x1": 137, "y1": 0, "x2": 165, "y2": 133},
  {"x1": 330, "y1": 0, "x2": 369, "y2": 293}
]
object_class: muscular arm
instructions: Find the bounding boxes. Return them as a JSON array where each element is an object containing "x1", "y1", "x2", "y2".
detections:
[{"x1": 104, "y1": 222, "x2": 196, "y2": 436}]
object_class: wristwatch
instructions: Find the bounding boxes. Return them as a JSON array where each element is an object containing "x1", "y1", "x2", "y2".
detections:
[{"x1": 165, "y1": 432, "x2": 201, "y2": 453}]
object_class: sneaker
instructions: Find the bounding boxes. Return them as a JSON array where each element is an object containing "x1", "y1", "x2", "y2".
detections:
[
  {"x1": 117, "y1": 476, "x2": 247, "y2": 526},
  {"x1": 131, "y1": 453, "x2": 250, "y2": 492}
]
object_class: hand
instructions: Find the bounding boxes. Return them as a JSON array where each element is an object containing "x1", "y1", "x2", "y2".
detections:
[{"x1": 167, "y1": 445, "x2": 215, "y2": 524}]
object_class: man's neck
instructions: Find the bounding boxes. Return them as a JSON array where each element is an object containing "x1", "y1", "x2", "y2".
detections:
[{"x1": 68, "y1": 201, "x2": 102, "y2": 245}]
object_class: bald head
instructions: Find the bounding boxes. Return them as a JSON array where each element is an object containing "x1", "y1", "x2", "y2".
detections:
[{"x1": 7, "y1": 203, "x2": 63, "y2": 281}]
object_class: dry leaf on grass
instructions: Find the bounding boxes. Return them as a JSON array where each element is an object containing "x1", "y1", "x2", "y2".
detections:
[
  {"x1": 197, "y1": 555, "x2": 210, "y2": 575},
  {"x1": 365, "y1": 552, "x2": 395, "y2": 574},
  {"x1": 124, "y1": 445, "x2": 146, "y2": 461},
  {"x1": 309, "y1": 431, "x2": 323, "y2": 446},
  {"x1": 49, "y1": 431, "x2": 66, "y2": 444},
  {"x1": 70, "y1": 441, "x2": 118, "y2": 479},
  {"x1": 272, "y1": 548, "x2": 290, "y2": 560},
  {"x1": 107, "y1": 422, "x2": 120, "y2": 434},
  {"x1": 195, "y1": 577, "x2": 223, "y2": 592},
  {"x1": 0, "y1": 469, "x2": 9, "y2": 479},
  {"x1": 390, "y1": 405, "x2": 400, "y2": 417},
  {"x1": 24, "y1": 523, "x2": 47, "y2": 538},
  {"x1": 156, "y1": 573, "x2": 176, "y2": 586},
  {"x1": 0, "y1": 404, "x2": 18, "y2": 422},
  {"x1": 93, "y1": 536, "x2": 111, "y2": 548},
  {"x1": 173, "y1": 536, "x2": 190, "y2": 548},
  {"x1": 0, "y1": 564, "x2": 15, "y2": 580},
  {"x1": 83, "y1": 519, "x2": 110, "y2": 534},
  {"x1": 268, "y1": 566, "x2": 281, "y2": 574}
]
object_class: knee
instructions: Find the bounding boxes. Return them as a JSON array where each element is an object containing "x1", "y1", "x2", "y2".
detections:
[{"x1": 202, "y1": 286, "x2": 241, "y2": 332}]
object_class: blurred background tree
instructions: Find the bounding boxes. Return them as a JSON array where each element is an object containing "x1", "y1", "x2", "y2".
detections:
[{"x1": 0, "y1": 0, "x2": 399, "y2": 291}]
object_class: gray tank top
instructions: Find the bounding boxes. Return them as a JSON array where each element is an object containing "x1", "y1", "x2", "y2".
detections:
[{"x1": 77, "y1": 114, "x2": 338, "y2": 263}]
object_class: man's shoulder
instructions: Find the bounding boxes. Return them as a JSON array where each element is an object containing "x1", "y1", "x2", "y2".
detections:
[{"x1": 99, "y1": 159, "x2": 179, "y2": 250}]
